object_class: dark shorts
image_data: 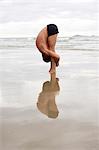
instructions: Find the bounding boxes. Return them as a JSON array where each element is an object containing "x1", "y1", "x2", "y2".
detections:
[
  {"x1": 47, "y1": 24, "x2": 59, "y2": 37},
  {"x1": 42, "y1": 53, "x2": 51, "y2": 63}
]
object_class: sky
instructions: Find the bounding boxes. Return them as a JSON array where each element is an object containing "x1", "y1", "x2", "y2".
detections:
[{"x1": 0, "y1": 0, "x2": 99, "y2": 37}]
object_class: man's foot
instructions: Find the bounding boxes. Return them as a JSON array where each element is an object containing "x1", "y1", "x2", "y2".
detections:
[
  {"x1": 49, "y1": 68, "x2": 56, "y2": 74},
  {"x1": 56, "y1": 77, "x2": 59, "y2": 81},
  {"x1": 54, "y1": 57, "x2": 60, "y2": 67}
]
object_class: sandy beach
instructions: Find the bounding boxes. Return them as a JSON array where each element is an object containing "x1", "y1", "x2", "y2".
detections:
[{"x1": 0, "y1": 37, "x2": 99, "y2": 150}]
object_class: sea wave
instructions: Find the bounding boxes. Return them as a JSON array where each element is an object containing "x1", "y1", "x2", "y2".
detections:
[{"x1": 0, "y1": 35, "x2": 99, "y2": 51}]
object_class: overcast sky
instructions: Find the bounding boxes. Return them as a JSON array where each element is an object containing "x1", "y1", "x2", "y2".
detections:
[{"x1": 0, "y1": 0, "x2": 98, "y2": 37}]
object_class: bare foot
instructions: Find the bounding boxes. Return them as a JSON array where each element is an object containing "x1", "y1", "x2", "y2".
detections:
[
  {"x1": 49, "y1": 69, "x2": 56, "y2": 74},
  {"x1": 54, "y1": 57, "x2": 60, "y2": 67},
  {"x1": 56, "y1": 77, "x2": 59, "y2": 81}
]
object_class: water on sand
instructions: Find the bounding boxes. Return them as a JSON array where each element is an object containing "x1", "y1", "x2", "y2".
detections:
[{"x1": 0, "y1": 37, "x2": 99, "y2": 150}]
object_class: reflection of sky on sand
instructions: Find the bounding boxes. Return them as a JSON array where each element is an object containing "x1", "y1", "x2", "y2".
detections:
[
  {"x1": 0, "y1": 49, "x2": 98, "y2": 121},
  {"x1": 0, "y1": 48, "x2": 99, "y2": 150}
]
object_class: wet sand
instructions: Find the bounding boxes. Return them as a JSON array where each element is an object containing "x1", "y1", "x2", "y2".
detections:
[{"x1": 0, "y1": 48, "x2": 99, "y2": 150}]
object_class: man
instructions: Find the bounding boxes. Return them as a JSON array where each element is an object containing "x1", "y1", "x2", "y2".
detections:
[
  {"x1": 37, "y1": 72, "x2": 60, "y2": 119},
  {"x1": 36, "y1": 24, "x2": 60, "y2": 73}
]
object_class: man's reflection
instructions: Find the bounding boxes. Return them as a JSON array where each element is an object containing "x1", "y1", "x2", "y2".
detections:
[{"x1": 37, "y1": 73, "x2": 60, "y2": 119}]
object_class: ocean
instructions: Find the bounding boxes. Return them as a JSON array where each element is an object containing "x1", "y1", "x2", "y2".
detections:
[{"x1": 0, "y1": 35, "x2": 99, "y2": 50}]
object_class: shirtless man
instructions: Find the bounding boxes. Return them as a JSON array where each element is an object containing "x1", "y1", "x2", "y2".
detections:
[{"x1": 36, "y1": 24, "x2": 60, "y2": 73}]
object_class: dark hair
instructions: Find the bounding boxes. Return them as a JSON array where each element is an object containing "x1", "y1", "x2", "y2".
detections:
[{"x1": 42, "y1": 53, "x2": 51, "y2": 63}]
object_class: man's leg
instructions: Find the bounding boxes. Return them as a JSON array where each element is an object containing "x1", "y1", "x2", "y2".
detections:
[{"x1": 47, "y1": 34, "x2": 60, "y2": 73}]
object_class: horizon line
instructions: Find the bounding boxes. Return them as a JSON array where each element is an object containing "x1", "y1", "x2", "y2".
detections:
[{"x1": 0, "y1": 34, "x2": 99, "y2": 38}]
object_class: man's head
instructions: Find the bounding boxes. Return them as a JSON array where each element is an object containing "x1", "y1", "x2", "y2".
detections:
[{"x1": 42, "y1": 53, "x2": 51, "y2": 63}]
